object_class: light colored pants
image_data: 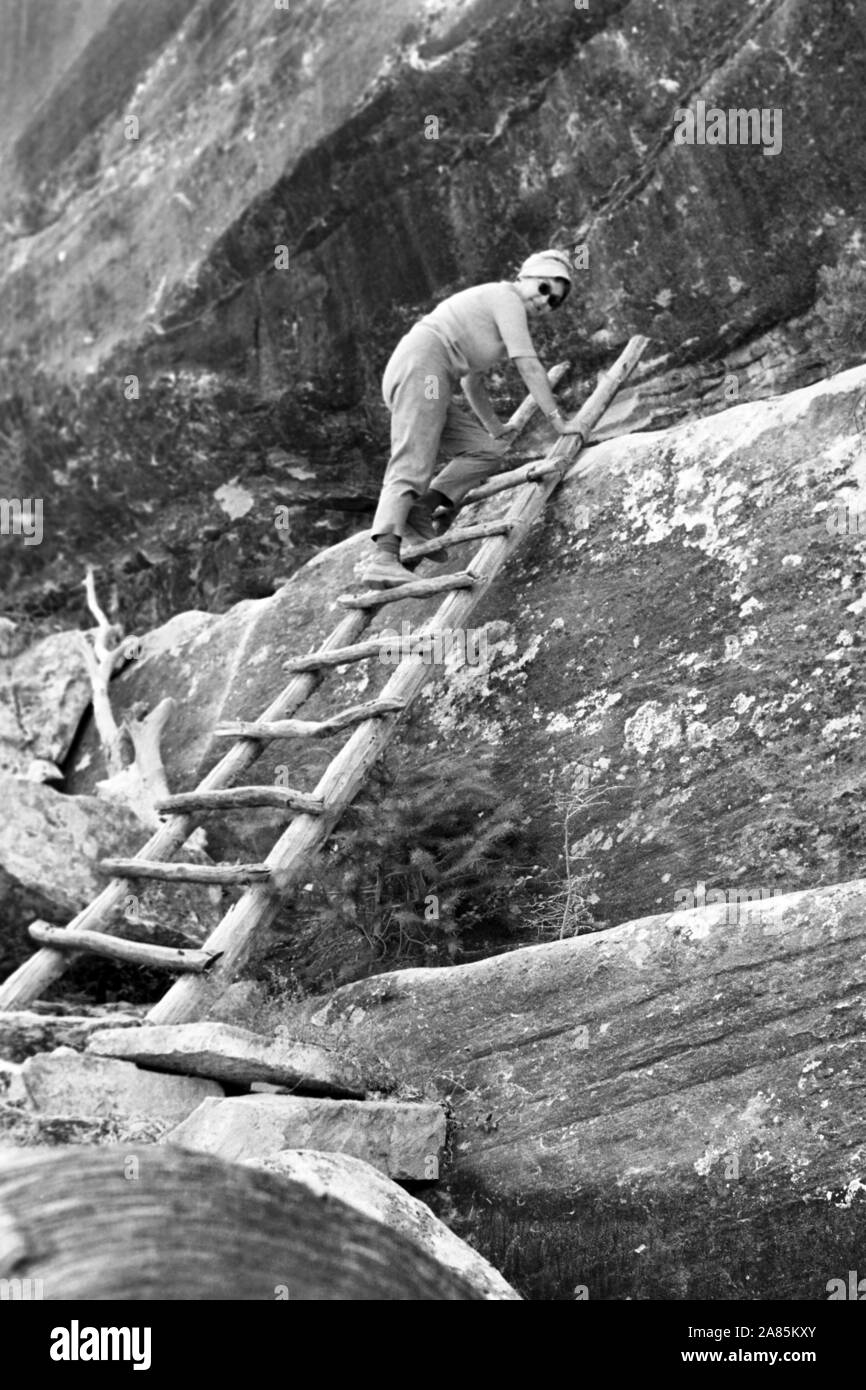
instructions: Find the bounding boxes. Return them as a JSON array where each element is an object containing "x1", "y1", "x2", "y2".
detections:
[{"x1": 371, "y1": 323, "x2": 512, "y2": 538}]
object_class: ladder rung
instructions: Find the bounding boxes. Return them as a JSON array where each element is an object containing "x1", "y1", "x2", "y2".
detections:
[
  {"x1": 462, "y1": 457, "x2": 569, "y2": 504},
  {"x1": 99, "y1": 859, "x2": 272, "y2": 884},
  {"x1": 28, "y1": 920, "x2": 220, "y2": 974},
  {"x1": 214, "y1": 697, "x2": 406, "y2": 741},
  {"x1": 401, "y1": 518, "x2": 514, "y2": 560},
  {"x1": 284, "y1": 637, "x2": 398, "y2": 672},
  {"x1": 283, "y1": 624, "x2": 478, "y2": 673},
  {"x1": 156, "y1": 787, "x2": 326, "y2": 816},
  {"x1": 338, "y1": 571, "x2": 477, "y2": 610}
]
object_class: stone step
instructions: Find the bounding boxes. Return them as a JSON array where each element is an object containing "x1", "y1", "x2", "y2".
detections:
[
  {"x1": 20, "y1": 1049, "x2": 223, "y2": 1124},
  {"x1": 86, "y1": 1021, "x2": 389, "y2": 1099},
  {"x1": 164, "y1": 1093, "x2": 446, "y2": 1182}
]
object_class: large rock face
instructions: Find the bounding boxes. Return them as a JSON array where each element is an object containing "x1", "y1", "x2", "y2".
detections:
[
  {"x1": 3, "y1": 0, "x2": 860, "y2": 632},
  {"x1": 1, "y1": 0, "x2": 862, "y2": 393},
  {"x1": 0, "y1": 0, "x2": 469, "y2": 380},
  {"x1": 283, "y1": 877, "x2": 866, "y2": 1300},
  {"x1": 66, "y1": 363, "x2": 866, "y2": 954}
]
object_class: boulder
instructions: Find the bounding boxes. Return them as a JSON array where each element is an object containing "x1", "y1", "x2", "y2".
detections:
[
  {"x1": 61, "y1": 363, "x2": 866, "y2": 989},
  {"x1": 0, "y1": 774, "x2": 147, "y2": 976},
  {"x1": 86, "y1": 1021, "x2": 389, "y2": 1097},
  {"x1": 246, "y1": 1148, "x2": 519, "y2": 1300},
  {"x1": 0, "y1": 630, "x2": 92, "y2": 778},
  {"x1": 282, "y1": 877, "x2": 866, "y2": 1299},
  {"x1": 0, "y1": 773, "x2": 223, "y2": 978},
  {"x1": 165, "y1": 1094, "x2": 445, "y2": 1181},
  {"x1": 21, "y1": 1049, "x2": 224, "y2": 1123},
  {"x1": 0, "y1": 1146, "x2": 484, "y2": 1299}
]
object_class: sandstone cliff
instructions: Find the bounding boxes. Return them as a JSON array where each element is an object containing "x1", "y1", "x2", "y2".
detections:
[{"x1": 1, "y1": 0, "x2": 865, "y2": 1307}]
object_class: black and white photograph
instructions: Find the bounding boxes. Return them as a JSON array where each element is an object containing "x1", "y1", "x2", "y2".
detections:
[{"x1": 0, "y1": 0, "x2": 864, "y2": 1343}]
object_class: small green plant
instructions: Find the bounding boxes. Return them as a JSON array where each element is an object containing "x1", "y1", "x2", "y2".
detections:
[
  {"x1": 301, "y1": 748, "x2": 527, "y2": 965},
  {"x1": 811, "y1": 242, "x2": 866, "y2": 369}
]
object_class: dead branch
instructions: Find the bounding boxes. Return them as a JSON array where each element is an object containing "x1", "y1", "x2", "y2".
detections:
[
  {"x1": 78, "y1": 569, "x2": 173, "y2": 826},
  {"x1": 124, "y1": 698, "x2": 174, "y2": 810}
]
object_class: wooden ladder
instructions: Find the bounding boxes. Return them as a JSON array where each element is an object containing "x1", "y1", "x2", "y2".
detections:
[{"x1": 0, "y1": 337, "x2": 648, "y2": 1022}]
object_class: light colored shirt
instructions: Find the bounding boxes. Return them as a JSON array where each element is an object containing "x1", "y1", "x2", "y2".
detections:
[{"x1": 418, "y1": 282, "x2": 537, "y2": 376}]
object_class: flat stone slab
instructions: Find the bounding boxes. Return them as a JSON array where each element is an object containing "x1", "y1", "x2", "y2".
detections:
[
  {"x1": 164, "y1": 1094, "x2": 445, "y2": 1181},
  {"x1": 21, "y1": 1049, "x2": 224, "y2": 1123},
  {"x1": 0, "y1": 1011, "x2": 141, "y2": 1063},
  {"x1": 246, "y1": 1149, "x2": 519, "y2": 1300},
  {"x1": 86, "y1": 1021, "x2": 379, "y2": 1097}
]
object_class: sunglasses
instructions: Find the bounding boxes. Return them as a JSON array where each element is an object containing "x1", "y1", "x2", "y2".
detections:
[{"x1": 537, "y1": 279, "x2": 571, "y2": 309}]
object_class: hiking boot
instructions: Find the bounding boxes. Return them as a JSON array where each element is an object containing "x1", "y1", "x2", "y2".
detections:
[
  {"x1": 360, "y1": 552, "x2": 417, "y2": 587},
  {"x1": 402, "y1": 525, "x2": 449, "y2": 562},
  {"x1": 405, "y1": 504, "x2": 449, "y2": 561}
]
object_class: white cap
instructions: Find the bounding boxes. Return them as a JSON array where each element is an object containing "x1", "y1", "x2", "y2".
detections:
[{"x1": 518, "y1": 249, "x2": 573, "y2": 283}]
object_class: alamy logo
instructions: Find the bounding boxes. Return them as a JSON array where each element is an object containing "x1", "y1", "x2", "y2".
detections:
[
  {"x1": 826, "y1": 503, "x2": 866, "y2": 536},
  {"x1": 0, "y1": 497, "x2": 43, "y2": 545},
  {"x1": 673, "y1": 100, "x2": 782, "y2": 157},
  {"x1": 827, "y1": 1271, "x2": 866, "y2": 1299},
  {"x1": 0, "y1": 1277, "x2": 44, "y2": 1300},
  {"x1": 50, "y1": 1320, "x2": 151, "y2": 1371},
  {"x1": 674, "y1": 880, "x2": 782, "y2": 925},
  {"x1": 377, "y1": 620, "x2": 488, "y2": 666}
]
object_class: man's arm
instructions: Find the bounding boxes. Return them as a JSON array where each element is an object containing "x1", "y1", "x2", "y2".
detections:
[
  {"x1": 460, "y1": 371, "x2": 504, "y2": 435},
  {"x1": 512, "y1": 355, "x2": 585, "y2": 436}
]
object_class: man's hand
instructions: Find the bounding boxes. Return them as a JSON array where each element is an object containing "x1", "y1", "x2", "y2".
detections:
[
  {"x1": 490, "y1": 422, "x2": 519, "y2": 441},
  {"x1": 552, "y1": 417, "x2": 586, "y2": 440}
]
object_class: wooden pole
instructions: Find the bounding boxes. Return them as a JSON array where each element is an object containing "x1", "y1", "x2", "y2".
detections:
[
  {"x1": 28, "y1": 922, "x2": 219, "y2": 974},
  {"x1": 213, "y1": 697, "x2": 407, "y2": 742},
  {"x1": 99, "y1": 859, "x2": 271, "y2": 885},
  {"x1": 337, "y1": 571, "x2": 476, "y2": 609},
  {"x1": 401, "y1": 518, "x2": 513, "y2": 560},
  {"x1": 156, "y1": 787, "x2": 325, "y2": 816}
]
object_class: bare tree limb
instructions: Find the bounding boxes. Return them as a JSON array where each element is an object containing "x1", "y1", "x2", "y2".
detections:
[
  {"x1": 75, "y1": 629, "x2": 125, "y2": 778},
  {"x1": 78, "y1": 569, "x2": 172, "y2": 825},
  {"x1": 124, "y1": 698, "x2": 174, "y2": 811}
]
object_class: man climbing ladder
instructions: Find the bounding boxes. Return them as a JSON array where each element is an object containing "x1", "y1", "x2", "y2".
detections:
[{"x1": 363, "y1": 248, "x2": 587, "y2": 586}]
